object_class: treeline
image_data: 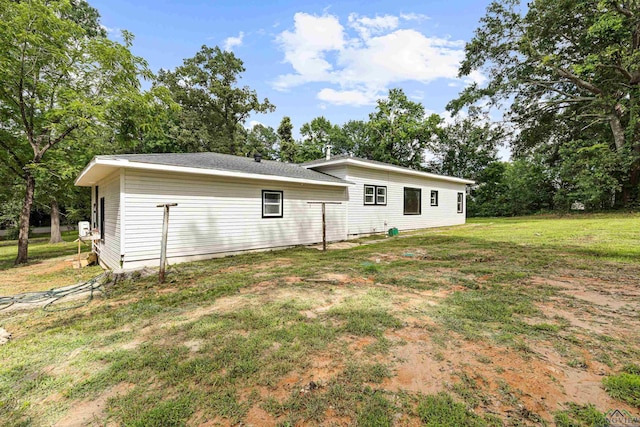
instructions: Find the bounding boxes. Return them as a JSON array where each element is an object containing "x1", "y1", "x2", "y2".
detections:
[{"x1": 1, "y1": 0, "x2": 639, "y2": 264}]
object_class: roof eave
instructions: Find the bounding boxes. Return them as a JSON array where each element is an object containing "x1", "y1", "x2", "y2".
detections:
[
  {"x1": 75, "y1": 158, "x2": 351, "y2": 187},
  {"x1": 304, "y1": 158, "x2": 475, "y2": 185}
]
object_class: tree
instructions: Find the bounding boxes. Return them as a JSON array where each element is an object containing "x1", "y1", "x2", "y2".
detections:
[
  {"x1": 243, "y1": 124, "x2": 278, "y2": 159},
  {"x1": 156, "y1": 46, "x2": 275, "y2": 155},
  {"x1": 340, "y1": 120, "x2": 370, "y2": 157},
  {"x1": 277, "y1": 116, "x2": 297, "y2": 162},
  {"x1": 368, "y1": 89, "x2": 441, "y2": 169},
  {"x1": 429, "y1": 113, "x2": 503, "y2": 180},
  {"x1": 297, "y1": 117, "x2": 346, "y2": 162},
  {"x1": 0, "y1": 0, "x2": 155, "y2": 264},
  {"x1": 450, "y1": 0, "x2": 640, "y2": 206}
]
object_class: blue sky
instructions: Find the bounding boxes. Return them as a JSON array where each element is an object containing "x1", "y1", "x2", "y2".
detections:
[{"x1": 92, "y1": 0, "x2": 492, "y2": 135}]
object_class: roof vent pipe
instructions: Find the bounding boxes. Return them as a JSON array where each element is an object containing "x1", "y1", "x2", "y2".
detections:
[
  {"x1": 254, "y1": 153, "x2": 262, "y2": 162},
  {"x1": 325, "y1": 144, "x2": 333, "y2": 160}
]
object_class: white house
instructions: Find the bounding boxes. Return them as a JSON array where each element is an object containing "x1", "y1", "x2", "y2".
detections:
[{"x1": 75, "y1": 152, "x2": 474, "y2": 270}]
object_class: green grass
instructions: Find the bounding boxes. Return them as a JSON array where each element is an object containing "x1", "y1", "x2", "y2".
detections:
[
  {"x1": 603, "y1": 369, "x2": 640, "y2": 408},
  {"x1": 0, "y1": 230, "x2": 80, "y2": 270},
  {"x1": 0, "y1": 213, "x2": 639, "y2": 426}
]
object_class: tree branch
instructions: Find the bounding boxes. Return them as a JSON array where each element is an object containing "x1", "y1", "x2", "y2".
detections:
[
  {"x1": 38, "y1": 124, "x2": 78, "y2": 158},
  {"x1": 555, "y1": 67, "x2": 604, "y2": 95},
  {"x1": 0, "y1": 140, "x2": 27, "y2": 179}
]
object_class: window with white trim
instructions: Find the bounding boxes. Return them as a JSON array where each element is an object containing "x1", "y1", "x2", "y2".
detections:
[
  {"x1": 364, "y1": 185, "x2": 387, "y2": 206},
  {"x1": 457, "y1": 192, "x2": 464, "y2": 213},
  {"x1": 262, "y1": 190, "x2": 283, "y2": 218},
  {"x1": 430, "y1": 190, "x2": 438, "y2": 206}
]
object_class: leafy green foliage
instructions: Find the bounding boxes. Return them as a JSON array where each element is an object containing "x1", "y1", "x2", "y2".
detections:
[
  {"x1": 450, "y1": 0, "x2": 640, "y2": 207},
  {"x1": 0, "y1": 0, "x2": 168, "y2": 262},
  {"x1": 155, "y1": 45, "x2": 275, "y2": 155},
  {"x1": 367, "y1": 88, "x2": 441, "y2": 169}
]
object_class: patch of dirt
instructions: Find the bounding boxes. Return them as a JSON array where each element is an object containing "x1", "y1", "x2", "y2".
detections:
[
  {"x1": 383, "y1": 327, "x2": 453, "y2": 395},
  {"x1": 0, "y1": 254, "x2": 88, "y2": 295},
  {"x1": 53, "y1": 382, "x2": 134, "y2": 427},
  {"x1": 244, "y1": 405, "x2": 277, "y2": 427}
]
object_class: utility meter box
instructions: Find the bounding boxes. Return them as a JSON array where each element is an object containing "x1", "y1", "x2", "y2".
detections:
[{"x1": 78, "y1": 221, "x2": 91, "y2": 238}]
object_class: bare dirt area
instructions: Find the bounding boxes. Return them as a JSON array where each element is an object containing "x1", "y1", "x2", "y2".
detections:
[
  {"x1": 53, "y1": 382, "x2": 134, "y2": 427},
  {"x1": 202, "y1": 271, "x2": 640, "y2": 426}
]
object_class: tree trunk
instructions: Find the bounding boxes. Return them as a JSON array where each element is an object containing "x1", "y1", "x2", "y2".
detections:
[
  {"x1": 15, "y1": 172, "x2": 35, "y2": 265},
  {"x1": 49, "y1": 199, "x2": 63, "y2": 244},
  {"x1": 609, "y1": 113, "x2": 626, "y2": 151}
]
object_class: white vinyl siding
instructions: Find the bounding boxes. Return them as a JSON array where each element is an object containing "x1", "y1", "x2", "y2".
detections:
[
  {"x1": 120, "y1": 169, "x2": 347, "y2": 269},
  {"x1": 92, "y1": 171, "x2": 121, "y2": 269},
  {"x1": 311, "y1": 164, "x2": 467, "y2": 236}
]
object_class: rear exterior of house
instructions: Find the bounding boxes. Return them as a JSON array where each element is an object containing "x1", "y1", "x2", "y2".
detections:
[
  {"x1": 303, "y1": 157, "x2": 471, "y2": 237},
  {"x1": 76, "y1": 153, "x2": 472, "y2": 270}
]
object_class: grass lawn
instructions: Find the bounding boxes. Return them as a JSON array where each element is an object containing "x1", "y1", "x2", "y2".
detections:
[{"x1": 0, "y1": 213, "x2": 639, "y2": 426}]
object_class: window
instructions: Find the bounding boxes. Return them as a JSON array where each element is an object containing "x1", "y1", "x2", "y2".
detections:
[
  {"x1": 364, "y1": 185, "x2": 387, "y2": 206},
  {"x1": 99, "y1": 197, "x2": 105, "y2": 241},
  {"x1": 404, "y1": 187, "x2": 421, "y2": 215},
  {"x1": 94, "y1": 186, "x2": 99, "y2": 228},
  {"x1": 430, "y1": 190, "x2": 439, "y2": 206},
  {"x1": 457, "y1": 192, "x2": 464, "y2": 213},
  {"x1": 376, "y1": 187, "x2": 387, "y2": 205},
  {"x1": 262, "y1": 190, "x2": 283, "y2": 218}
]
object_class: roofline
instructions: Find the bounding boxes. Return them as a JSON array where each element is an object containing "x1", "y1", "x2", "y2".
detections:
[
  {"x1": 303, "y1": 158, "x2": 475, "y2": 185},
  {"x1": 75, "y1": 158, "x2": 352, "y2": 187}
]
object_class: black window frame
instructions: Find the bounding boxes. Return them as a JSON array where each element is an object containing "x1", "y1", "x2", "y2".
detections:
[
  {"x1": 94, "y1": 186, "x2": 99, "y2": 228},
  {"x1": 457, "y1": 192, "x2": 464, "y2": 213},
  {"x1": 99, "y1": 196, "x2": 105, "y2": 241},
  {"x1": 363, "y1": 184, "x2": 387, "y2": 206},
  {"x1": 430, "y1": 190, "x2": 439, "y2": 207},
  {"x1": 262, "y1": 190, "x2": 284, "y2": 218},
  {"x1": 403, "y1": 187, "x2": 422, "y2": 215}
]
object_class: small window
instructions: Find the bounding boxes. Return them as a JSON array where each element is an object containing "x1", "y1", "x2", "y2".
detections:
[
  {"x1": 376, "y1": 187, "x2": 387, "y2": 205},
  {"x1": 430, "y1": 190, "x2": 439, "y2": 206},
  {"x1": 364, "y1": 185, "x2": 375, "y2": 205},
  {"x1": 404, "y1": 187, "x2": 421, "y2": 215},
  {"x1": 364, "y1": 185, "x2": 387, "y2": 206},
  {"x1": 262, "y1": 190, "x2": 283, "y2": 218},
  {"x1": 457, "y1": 192, "x2": 464, "y2": 213},
  {"x1": 99, "y1": 197, "x2": 105, "y2": 241}
]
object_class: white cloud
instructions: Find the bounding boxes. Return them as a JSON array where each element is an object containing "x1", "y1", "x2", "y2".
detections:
[
  {"x1": 348, "y1": 13, "x2": 399, "y2": 39},
  {"x1": 317, "y1": 88, "x2": 379, "y2": 107},
  {"x1": 400, "y1": 13, "x2": 430, "y2": 21},
  {"x1": 223, "y1": 32, "x2": 244, "y2": 51},
  {"x1": 273, "y1": 12, "x2": 480, "y2": 107}
]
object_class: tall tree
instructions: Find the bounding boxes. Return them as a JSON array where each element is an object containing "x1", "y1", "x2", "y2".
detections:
[
  {"x1": 368, "y1": 88, "x2": 441, "y2": 169},
  {"x1": 277, "y1": 116, "x2": 297, "y2": 162},
  {"x1": 429, "y1": 113, "x2": 503, "y2": 180},
  {"x1": 243, "y1": 124, "x2": 278, "y2": 159},
  {"x1": 156, "y1": 46, "x2": 275, "y2": 155},
  {"x1": 0, "y1": 0, "x2": 155, "y2": 264},
  {"x1": 450, "y1": 0, "x2": 640, "y2": 206},
  {"x1": 297, "y1": 116, "x2": 345, "y2": 162}
]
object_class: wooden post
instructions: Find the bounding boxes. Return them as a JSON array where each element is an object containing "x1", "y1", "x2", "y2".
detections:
[
  {"x1": 157, "y1": 203, "x2": 178, "y2": 283},
  {"x1": 307, "y1": 201, "x2": 342, "y2": 252}
]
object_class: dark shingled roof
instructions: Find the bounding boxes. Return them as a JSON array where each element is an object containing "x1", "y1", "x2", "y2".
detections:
[{"x1": 97, "y1": 152, "x2": 349, "y2": 185}]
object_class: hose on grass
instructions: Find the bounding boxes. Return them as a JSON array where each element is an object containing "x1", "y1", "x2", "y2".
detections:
[{"x1": 0, "y1": 273, "x2": 108, "y2": 312}]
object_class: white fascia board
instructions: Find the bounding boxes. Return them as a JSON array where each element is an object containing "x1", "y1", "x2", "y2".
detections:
[
  {"x1": 305, "y1": 158, "x2": 475, "y2": 185},
  {"x1": 75, "y1": 158, "x2": 351, "y2": 187}
]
